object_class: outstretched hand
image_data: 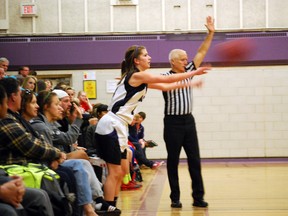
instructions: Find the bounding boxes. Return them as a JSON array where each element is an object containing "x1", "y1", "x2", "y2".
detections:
[
  {"x1": 205, "y1": 16, "x2": 215, "y2": 33},
  {"x1": 192, "y1": 66, "x2": 211, "y2": 76}
]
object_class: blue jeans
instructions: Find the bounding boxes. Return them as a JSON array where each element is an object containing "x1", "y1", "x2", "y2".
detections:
[
  {"x1": 61, "y1": 159, "x2": 104, "y2": 206},
  {"x1": 80, "y1": 159, "x2": 103, "y2": 199},
  {"x1": 61, "y1": 159, "x2": 92, "y2": 206}
]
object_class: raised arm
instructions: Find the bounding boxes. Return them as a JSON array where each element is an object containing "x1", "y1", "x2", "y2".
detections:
[{"x1": 193, "y1": 16, "x2": 215, "y2": 68}]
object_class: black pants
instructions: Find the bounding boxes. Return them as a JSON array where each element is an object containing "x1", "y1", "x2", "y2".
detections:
[
  {"x1": 132, "y1": 142, "x2": 154, "y2": 168},
  {"x1": 164, "y1": 114, "x2": 205, "y2": 202}
]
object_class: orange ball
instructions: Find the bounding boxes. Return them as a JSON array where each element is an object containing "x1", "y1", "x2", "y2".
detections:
[{"x1": 215, "y1": 38, "x2": 254, "y2": 62}]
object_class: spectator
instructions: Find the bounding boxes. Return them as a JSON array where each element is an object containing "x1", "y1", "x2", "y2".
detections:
[
  {"x1": 129, "y1": 113, "x2": 164, "y2": 169},
  {"x1": 77, "y1": 90, "x2": 92, "y2": 114},
  {"x1": 0, "y1": 78, "x2": 62, "y2": 216},
  {"x1": 16, "y1": 66, "x2": 30, "y2": 84},
  {"x1": 30, "y1": 90, "x2": 120, "y2": 215},
  {"x1": 29, "y1": 69, "x2": 37, "y2": 76},
  {"x1": 53, "y1": 81, "x2": 67, "y2": 91},
  {"x1": 36, "y1": 80, "x2": 47, "y2": 93},
  {"x1": 44, "y1": 79, "x2": 53, "y2": 91},
  {"x1": 66, "y1": 86, "x2": 76, "y2": 102},
  {"x1": 0, "y1": 57, "x2": 9, "y2": 73},
  {"x1": 0, "y1": 68, "x2": 5, "y2": 80},
  {"x1": 21, "y1": 75, "x2": 38, "y2": 92}
]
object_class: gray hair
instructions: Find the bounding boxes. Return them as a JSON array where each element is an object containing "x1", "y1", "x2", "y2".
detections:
[
  {"x1": 0, "y1": 57, "x2": 9, "y2": 64},
  {"x1": 168, "y1": 49, "x2": 186, "y2": 62}
]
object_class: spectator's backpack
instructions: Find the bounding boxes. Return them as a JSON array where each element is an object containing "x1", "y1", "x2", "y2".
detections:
[{"x1": 0, "y1": 163, "x2": 74, "y2": 216}]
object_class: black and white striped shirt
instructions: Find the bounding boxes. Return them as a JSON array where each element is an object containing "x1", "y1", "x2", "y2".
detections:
[{"x1": 162, "y1": 62, "x2": 195, "y2": 115}]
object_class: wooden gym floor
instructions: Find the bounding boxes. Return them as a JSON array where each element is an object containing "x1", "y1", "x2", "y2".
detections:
[{"x1": 117, "y1": 158, "x2": 288, "y2": 216}]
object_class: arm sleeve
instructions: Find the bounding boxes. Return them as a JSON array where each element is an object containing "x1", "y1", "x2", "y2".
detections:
[
  {"x1": 1, "y1": 119, "x2": 61, "y2": 161},
  {"x1": 52, "y1": 118, "x2": 83, "y2": 147}
]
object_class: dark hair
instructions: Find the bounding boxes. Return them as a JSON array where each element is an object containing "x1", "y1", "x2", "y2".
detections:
[
  {"x1": 20, "y1": 89, "x2": 35, "y2": 115},
  {"x1": 37, "y1": 80, "x2": 47, "y2": 93},
  {"x1": 0, "y1": 85, "x2": 7, "y2": 105},
  {"x1": 29, "y1": 69, "x2": 37, "y2": 76},
  {"x1": 138, "y1": 111, "x2": 146, "y2": 120},
  {"x1": 53, "y1": 82, "x2": 67, "y2": 91},
  {"x1": 18, "y1": 66, "x2": 29, "y2": 74},
  {"x1": 0, "y1": 77, "x2": 20, "y2": 98},
  {"x1": 119, "y1": 45, "x2": 145, "y2": 83},
  {"x1": 92, "y1": 103, "x2": 108, "y2": 118},
  {"x1": 37, "y1": 90, "x2": 57, "y2": 114}
]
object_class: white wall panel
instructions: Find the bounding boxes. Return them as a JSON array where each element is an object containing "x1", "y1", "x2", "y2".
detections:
[
  {"x1": 243, "y1": 0, "x2": 266, "y2": 29},
  {"x1": 216, "y1": 0, "x2": 240, "y2": 29},
  {"x1": 268, "y1": 0, "x2": 288, "y2": 28},
  {"x1": 113, "y1": 6, "x2": 137, "y2": 32},
  {"x1": 61, "y1": 0, "x2": 85, "y2": 33},
  {"x1": 87, "y1": 0, "x2": 110, "y2": 33},
  {"x1": 35, "y1": 0, "x2": 59, "y2": 33},
  {"x1": 138, "y1": 0, "x2": 162, "y2": 31}
]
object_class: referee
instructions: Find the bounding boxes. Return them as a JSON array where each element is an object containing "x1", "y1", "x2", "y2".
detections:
[{"x1": 162, "y1": 16, "x2": 215, "y2": 208}]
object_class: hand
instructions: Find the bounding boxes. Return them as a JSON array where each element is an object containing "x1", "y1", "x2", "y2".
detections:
[
  {"x1": 0, "y1": 176, "x2": 26, "y2": 207},
  {"x1": 139, "y1": 139, "x2": 146, "y2": 148},
  {"x1": 89, "y1": 117, "x2": 98, "y2": 125},
  {"x1": 68, "y1": 104, "x2": 83, "y2": 123},
  {"x1": 76, "y1": 146, "x2": 87, "y2": 151},
  {"x1": 72, "y1": 143, "x2": 87, "y2": 151},
  {"x1": 205, "y1": 16, "x2": 215, "y2": 33},
  {"x1": 192, "y1": 66, "x2": 211, "y2": 76},
  {"x1": 191, "y1": 79, "x2": 203, "y2": 88},
  {"x1": 59, "y1": 152, "x2": 67, "y2": 163},
  {"x1": 50, "y1": 160, "x2": 59, "y2": 170}
]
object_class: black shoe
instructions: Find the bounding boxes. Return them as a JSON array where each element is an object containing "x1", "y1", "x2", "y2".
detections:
[
  {"x1": 193, "y1": 199, "x2": 208, "y2": 208},
  {"x1": 96, "y1": 208, "x2": 121, "y2": 215},
  {"x1": 171, "y1": 201, "x2": 182, "y2": 208},
  {"x1": 144, "y1": 139, "x2": 158, "y2": 148}
]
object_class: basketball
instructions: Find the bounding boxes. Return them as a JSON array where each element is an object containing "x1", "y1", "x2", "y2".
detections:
[{"x1": 214, "y1": 38, "x2": 255, "y2": 63}]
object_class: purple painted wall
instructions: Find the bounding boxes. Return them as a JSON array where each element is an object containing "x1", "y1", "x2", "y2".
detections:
[{"x1": 1, "y1": 31, "x2": 287, "y2": 70}]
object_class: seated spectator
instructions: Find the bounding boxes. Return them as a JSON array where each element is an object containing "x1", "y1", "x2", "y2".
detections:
[
  {"x1": 77, "y1": 90, "x2": 93, "y2": 114},
  {"x1": 0, "y1": 57, "x2": 9, "y2": 74},
  {"x1": 21, "y1": 75, "x2": 38, "y2": 92},
  {"x1": 65, "y1": 86, "x2": 76, "y2": 102},
  {"x1": 44, "y1": 79, "x2": 53, "y2": 91},
  {"x1": 29, "y1": 90, "x2": 120, "y2": 215},
  {"x1": 0, "y1": 68, "x2": 5, "y2": 80},
  {"x1": 129, "y1": 113, "x2": 164, "y2": 170},
  {"x1": 0, "y1": 78, "x2": 59, "y2": 216},
  {"x1": 85, "y1": 103, "x2": 108, "y2": 154},
  {"x1": 53, "y1": 81, "x2": 67, "y2": 91},
  {"x1": 28, "y1": 69, "x2": 37, "y2": 76},
  {"x1": 16, "y1": 66, "x2": 30, "y2": 85},
  {"x1": 36, "y1": 80, "x2": 47, "y2": 93}
]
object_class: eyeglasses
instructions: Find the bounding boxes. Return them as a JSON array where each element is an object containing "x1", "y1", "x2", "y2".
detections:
[
  {"x1": 21, "y1": 88, "x2": 32, "y2": 95},
  {"x1": 25, "y1": 89, "x2": 32, "y2": 94}
]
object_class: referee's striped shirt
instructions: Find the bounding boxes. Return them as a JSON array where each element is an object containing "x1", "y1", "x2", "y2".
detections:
[{"x1": 162, "y1": 61, "x2": 195, "y2": 116}]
